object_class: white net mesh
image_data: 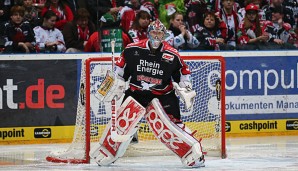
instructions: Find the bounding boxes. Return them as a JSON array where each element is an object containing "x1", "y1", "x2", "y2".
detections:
[{"x1": 46, "y1": 57, "x2": 226, "y2": 163}]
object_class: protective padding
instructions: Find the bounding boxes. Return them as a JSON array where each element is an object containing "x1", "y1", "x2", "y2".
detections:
[
  {"x1": 145, "y1": 98, "x2": 204, "y2": 167},
  {"x1": 173, "y1": 82, "x2": 196, "y2": 110},
  {"x1": 90, "y1": 96, "x2": 146, "y2": 165}
]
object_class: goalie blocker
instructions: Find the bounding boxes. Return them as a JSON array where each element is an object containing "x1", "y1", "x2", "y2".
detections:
[{"x1": 90, "y1": 97, "x2": 205, "y2": 168}]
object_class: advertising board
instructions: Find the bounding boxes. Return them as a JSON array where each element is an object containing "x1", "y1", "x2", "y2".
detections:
[
  {"x1": 0, "y1": 60, "x2": 78, "y2": 127},
  {"x1": 224, "y1": 56, "x2": 298, "y2": 120},
  {"x1": 0, "y1": 52, "x2": 297, "y2": 143}
]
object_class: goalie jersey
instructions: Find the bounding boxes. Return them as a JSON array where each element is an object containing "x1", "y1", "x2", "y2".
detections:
[{"x1": 115, "y1": 39, "x2": 191, "y2": 95}]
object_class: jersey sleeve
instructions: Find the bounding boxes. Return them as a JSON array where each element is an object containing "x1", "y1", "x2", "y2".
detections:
[
  {"x1": 115, "y1": 50, "x2": 130, "y2": 81},
  {"x1": 172, "y1": 53, "x2": 191, "y2": 83}
]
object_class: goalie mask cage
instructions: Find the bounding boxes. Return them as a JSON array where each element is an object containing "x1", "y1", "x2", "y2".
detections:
[{"x1": 46, "y1": 56, "x2": 226, "y2": 164}]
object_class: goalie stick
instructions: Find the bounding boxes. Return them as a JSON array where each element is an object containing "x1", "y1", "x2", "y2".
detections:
[{"x1": 110, "y1": 40, "x2": 131, "y2": 142}]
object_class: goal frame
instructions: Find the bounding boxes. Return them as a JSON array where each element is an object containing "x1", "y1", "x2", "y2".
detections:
[{"x1": 46, "y1": 56, "x2": 226, "y2": 164}]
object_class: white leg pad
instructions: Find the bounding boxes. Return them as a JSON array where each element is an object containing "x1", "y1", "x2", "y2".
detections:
[
  {"x1": 90, "y1": 96, "x2": 145, "y2": 166},
  {"x1": 145, "y1": 98, "x2": 205, "y2": 168},
  {"x1": 181, "y1": 143, "x2": 205, "y2": 167},
  {"x1": 90, "y1": 127, "x2": 134, "y2": 166}
]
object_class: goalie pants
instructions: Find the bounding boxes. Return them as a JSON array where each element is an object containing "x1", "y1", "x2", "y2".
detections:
[{"x1": 123, "y1": 89, "x2": 181, "y2": 121}]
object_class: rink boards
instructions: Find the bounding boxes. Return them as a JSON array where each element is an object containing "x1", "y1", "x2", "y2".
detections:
[
  {"x1": 0, "y1": 51, "x2": 298, "y2": 144},
  {"x1": 0, "y1": 119, "x2": 298, "y2": 144}
]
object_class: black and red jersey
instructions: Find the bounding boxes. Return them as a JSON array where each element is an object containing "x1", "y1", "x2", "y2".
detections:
[{"x1": 115, "y1": 39, "x2": 191, "y2": 95}]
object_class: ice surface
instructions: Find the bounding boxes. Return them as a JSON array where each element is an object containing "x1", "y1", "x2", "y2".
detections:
[{"x1": 0, "y1": 136, "x2": 297, "y2": 171}]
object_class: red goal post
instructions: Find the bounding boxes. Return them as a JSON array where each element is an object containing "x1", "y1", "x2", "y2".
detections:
[{"x1": 46, "y1": 56, "x2": 226, "y2": 164}]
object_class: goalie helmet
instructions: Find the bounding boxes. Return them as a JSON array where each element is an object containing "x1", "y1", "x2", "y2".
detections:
[{"x1": 147, "y1": 19, "x2": 166, "y2": 49}]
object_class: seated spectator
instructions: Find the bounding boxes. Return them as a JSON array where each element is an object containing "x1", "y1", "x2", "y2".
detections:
[
  {"x1": 217, "y1": 0, "x2": 241, "y2": 48},
  {"x1": 128, "y1": 10, "x2": 150, "y2": 42},
  {"x1": 261, "y1": 0, "x2": 270, "y2": 6},
  {"x1": 119, "y1": 0, "x2": 141, "y2": 33},
  {"x1": 118, "y1": 0, "x2": 158, "y2": 33},
  {"x1": 62, "y1": 8, "x2": 95, "y2": 53},
  {"x1": 140, "y1": 0, "x2": 158, "y2": 21},
  {"x1": 85, "y1": 0, "x2": 123, "y2": 25},
  {"x1": 212, "y1": 0, "x2": 241, "y2": 12},
  {"x1": 64, "y1": 0, "x2": 79, "y2": 14},
  {"x1": 238, "y1": 0, "x2": 266, "y2": 22},
  {"x1": 264, "y1": 6, "x2": 297, "y2": 49},
  {"x1": 289, "y1": 0, "x2": 298, "y2": 28},
  {"x1": 84, "y1": 31, "x2": 99, "y2": 52},
  {"x1": 32, "y1": 0, "x2": 46, "y2": 12},
  {"x1": 2, "y1": 5, "x2": 36, "y2": 53},
  {"x1": 194, "y1": 11, "x2": 234, "y2": 50},
  {"x1": 167, "y1": 11, "x2": 199, "y2": 50},
  {"x1": 23, "y1": 0, "x2": 40, "y2": 28},
  {"x1": 237, "y1": 4, "x2": 270, "y2": 50},
  {"x1": 84, "y1": 13, "x2": 132, "y2": 52},
  {"x1": 0, "y1": 0, "x2": 13, "y2": 25},
  {"x1": 155, "y1": 0, "x2": 186, "y2": 29},
  {"x1": 41, "y1": 0, "x2": 73, "y2": 30},
  {"x1": 262, "y1": 0, "x2": 295, "y2": 27},
  {"x1": 34, "y1": 10, "x2": 66, "y2": 53},
  {"x1": 184, "y1": 0, "x2": 208, "y2": 34},
  {"x1": 293, "y1": 25, "x2": 298, "y2": 48}
]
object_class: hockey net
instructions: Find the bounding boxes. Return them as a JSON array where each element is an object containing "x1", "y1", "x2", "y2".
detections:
[{"x1": 46, "y1": 56, "x2": 226, "y2": 164}]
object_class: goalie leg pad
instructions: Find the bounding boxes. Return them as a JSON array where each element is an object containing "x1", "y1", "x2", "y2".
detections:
[
  {"x1": 90, "y1": 96, "x2": 146, "y2": 166},
  {"x1": 145, "y1": 98, "x2": 204, "y2": 168},
  {"x1": 89, "y1": 130, "x2": 134, "y2": 166}
]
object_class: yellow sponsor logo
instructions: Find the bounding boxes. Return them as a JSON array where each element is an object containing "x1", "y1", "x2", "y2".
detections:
[
  {"x1": 97, "y1": 75, "x2": 114, "y2": 96},
  {"x1": 239, "y1": 121, "x2": 277, "y2": 131},
  {"x1": 286, "y1": 120, "x2": 298, "y2": 130},
  {"x1": 34, "y1": 128, "x2": 51, "y2": 138},
  {"x1": 293, "y1": 121, "x2": 298, "y2": 130},
  {"x1": 0, "y1": 128, "x2": 24, "y2": 140}
]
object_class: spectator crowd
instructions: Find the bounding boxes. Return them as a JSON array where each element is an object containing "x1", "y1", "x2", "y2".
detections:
[{"x1": 0, "y1": 0, "x2": 297, "y2": 53}]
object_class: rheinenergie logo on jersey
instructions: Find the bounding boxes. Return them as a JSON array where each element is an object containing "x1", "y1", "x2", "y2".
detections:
[{"x1": 137, "y1": 59, "x2": 164, "y2": 76}]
